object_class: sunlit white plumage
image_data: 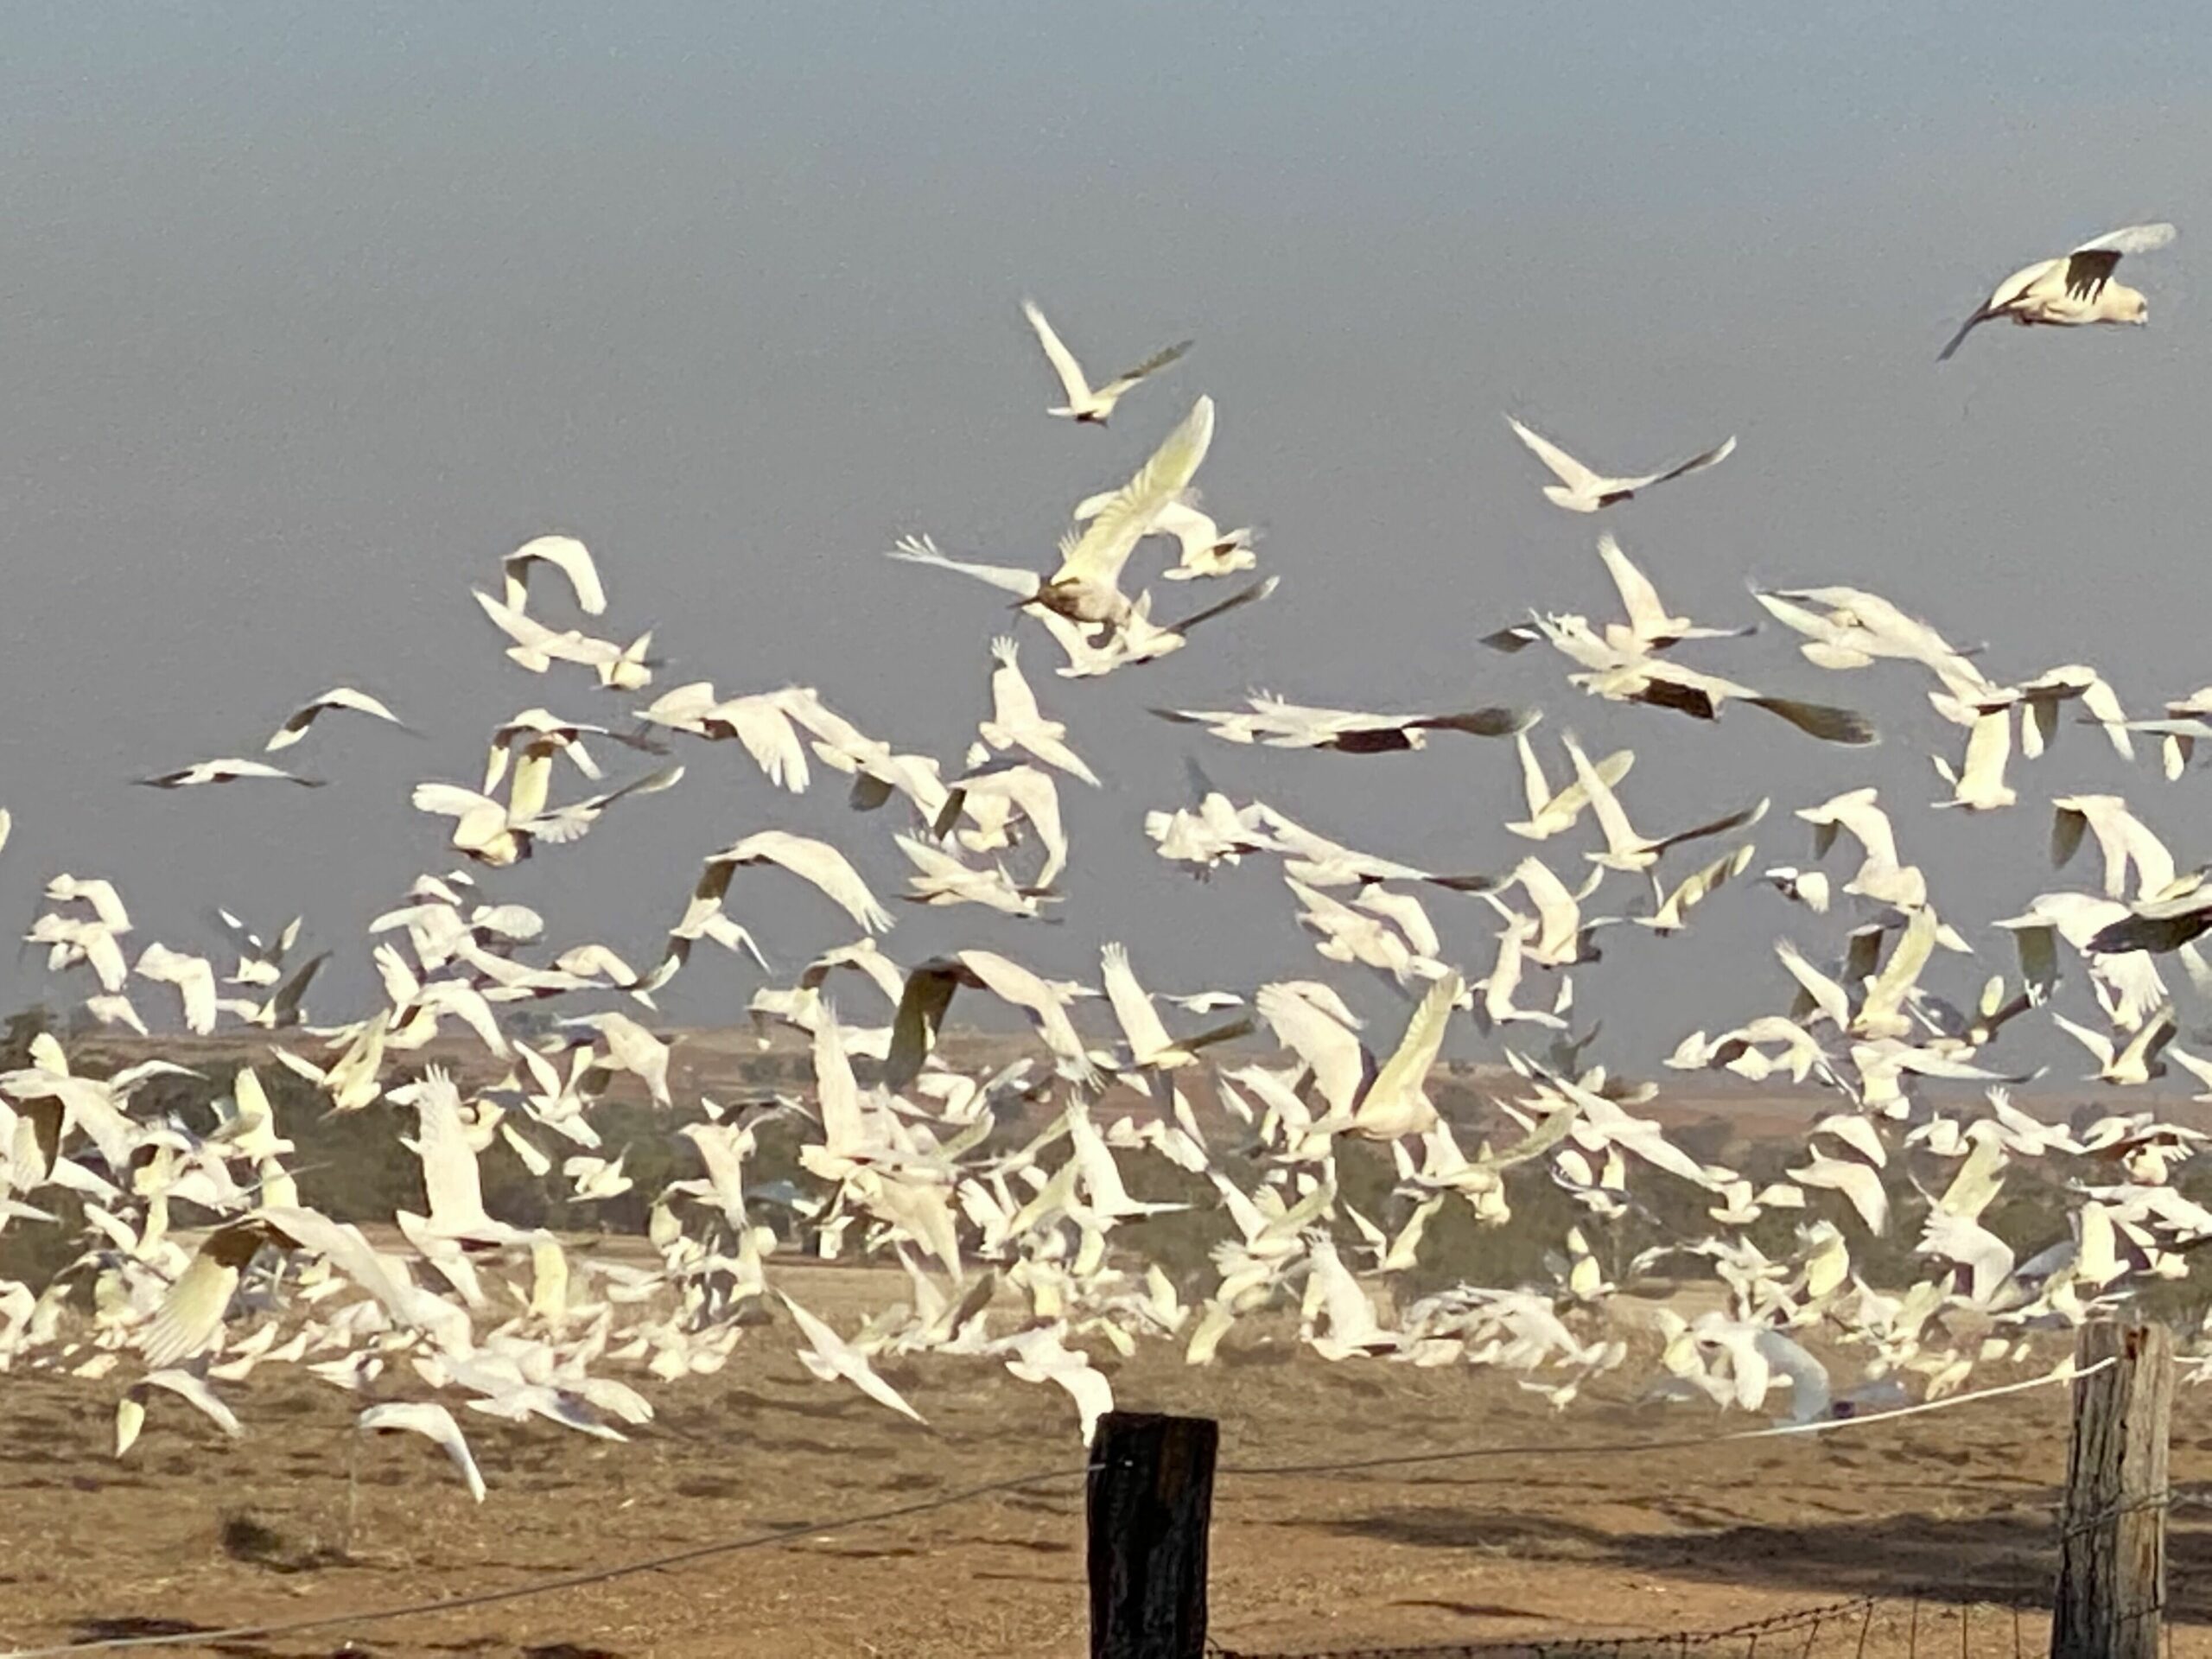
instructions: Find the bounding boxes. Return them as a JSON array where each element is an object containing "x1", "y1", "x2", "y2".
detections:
[
  {"x1": 979, "y1": 639, "x2": 1099, "y2": 785},
  {"x1": 138, "y1": 759, "x2": 324, "y2": 790},
  {"x1": 502, "y1": 533, "x2": 607, "y2": 616},
  {"x1": 1074, "y1": 487, "x2": 1255, "y2": 581},
  {"x1": 693, "y1": 830, "x2": 893, "y2": 936},
  {"x1": 1039, "y1": 396, "x2": 1217, "y2": 624},
  {"x1": 1504, "y1": 415, "x2": 1736, "y2": 512},
  {"x1": 1021, "y1": 298, "x2": 1191, "y2": 424},
  {"x1": 780, "y1": 1292, "x2": 925, "y2": 1423},
  {"x1": 264, "y1": 687, "x2": 412, "y2": 753},
  {"x1": 359, "y1": 1401, "x2": 487, "y2": 1502},
  {"x1": 1939, "y1": 222, "x2": 2177, "y2": 361}
]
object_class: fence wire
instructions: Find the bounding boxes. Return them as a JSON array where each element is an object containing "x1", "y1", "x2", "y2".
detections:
[
  {"x1": 1209, "y1": 1484, "x2": 2212, "y2": 1659},
  {"x1": 1216, "y1": 1358, "x2": 2111, "y2": 1480},
  {"x1": 0, "y1": 1357, "x2": 2164, "y2": 1659},
  {"x1": 0, "y1": 1464, "x2": 1090, "y2": 1659},
  {"x1": 1208, "y1": 1593, "x2": 1891, "y2": 1659}
]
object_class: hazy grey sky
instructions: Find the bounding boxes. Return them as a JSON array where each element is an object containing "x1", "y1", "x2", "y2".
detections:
[{"x1": 6, "y1": 4, "x2": 2211, "y2": 1066}]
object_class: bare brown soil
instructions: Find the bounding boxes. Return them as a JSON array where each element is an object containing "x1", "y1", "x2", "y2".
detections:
[{"x1": 5, "y1": 1267, "x2": 2212, "y2": 1659}]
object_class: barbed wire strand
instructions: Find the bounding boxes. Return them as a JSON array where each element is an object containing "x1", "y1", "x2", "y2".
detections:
[
  {"x1": 1214, "y1": 1480, "x2": 2209, "y2": 1659},
  {"x1": 1208, "y1": 1592, "x2": 1889, "y2": 1659},
  {"x1": 2056, "y1": 1488, "x2": 2177, "y2": 1544},
  {"x1": 1218, "y1": 1357, "x2": 2113, "y2": 1478},
  {"x1": 0, "y1": 1462, "x2": 1088, "y2": 1659}
]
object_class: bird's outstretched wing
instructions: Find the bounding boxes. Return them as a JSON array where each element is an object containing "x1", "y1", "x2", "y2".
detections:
[
  {"x1": 887, "y1": 535, "x2": 1040, "y2": 598},
  {"x1": 1479, "y1": 621, "x2": 1543, "y2": 653},
  {"x1": 1096, "y1": 338, "x2": 1193, "y2": 397},
  {"x1": 1054, "y1": 396, "x2": 1216, "y2": 588},
  {"x1": 503, "y1": 534, "x2": 607, "y2": 616},
  {"x1": 2065, "y1": 221, "x2": 2177, "y2": 299},
  {"x1": 1748, "y1": 696, "x2": 1879, "y2": 747},
  {"x1": 1638, "y1": 434, "x2": 1737, "y2": 490},
  {"x1": 1503, "y1": 416, "x2": 1598, "y2": 490},
  {"x1": 886, "y1": 958, "x2": 964, "y2": 1089},
  {"x1": 1021, "y1": 300, "x2": 1091, "y2": 404},
  {"x1": 1162, "y1": 572, "x2": 1278, "y2": 635},
  {"x1": 1412, "y1": 706, "x2": 1543, "y2": 740},
  {"x1": 1655, "y1": 796, "x2": 1768, "y2": 856},
  {"x1": 1597, "y1": 534, "x2": 1669, "y2": 636},
  {"x1": 1362, "y1": 971, "x2": 1463, "y2": 1110}
]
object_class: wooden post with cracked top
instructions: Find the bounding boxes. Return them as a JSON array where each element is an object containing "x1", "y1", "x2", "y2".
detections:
[{"x1": 2051, "y1": 1320, "x2": 2172, "y2": 1659}]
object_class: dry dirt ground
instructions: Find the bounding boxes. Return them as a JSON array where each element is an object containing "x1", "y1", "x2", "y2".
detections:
[{"x1": 6, "y1": 1267, "x2": 2212, "y2": 1658}]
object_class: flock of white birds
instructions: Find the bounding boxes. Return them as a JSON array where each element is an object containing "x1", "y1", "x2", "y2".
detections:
[{"x1": 2, "y1": 222, "x2": 2208, "y2": 1505}]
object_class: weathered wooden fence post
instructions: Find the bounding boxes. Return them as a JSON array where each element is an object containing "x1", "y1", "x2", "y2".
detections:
[
  {"x1": 1089, "y1": 1411, "x2": 1218, "y2": 1659},
  {"x1": 2050, "y1": 1320, "x2": 2173, "y2": 1659}
]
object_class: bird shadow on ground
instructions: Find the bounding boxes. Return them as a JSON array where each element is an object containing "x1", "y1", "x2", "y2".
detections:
[
  {"x1": 64, "y1": 1619, "x2": 626, "y2": 1659},
  {"x1": 218, "y1": 1510, "x2": 352, "y2": 1574},
  {"x1": 658, "y1": 1387, "x2": 874, "y2": 1427},
  {"x1": 1305, "y1": 1499, "x2": 2212, "y2": 1622},
  {"x1": 64, "y1": 1618, "x2": 303, "y2": 1659},
  {"x1": 1390, "y1": 1598, "x2": 1552, "y2": 1620}
]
